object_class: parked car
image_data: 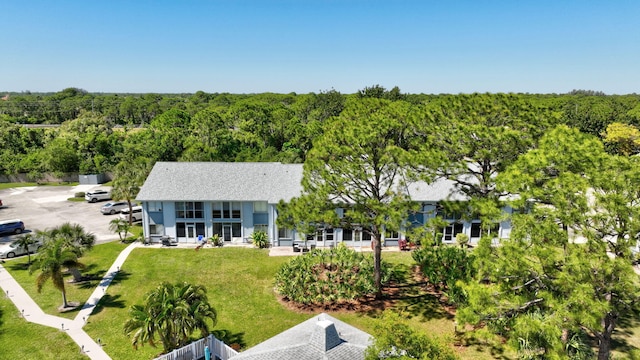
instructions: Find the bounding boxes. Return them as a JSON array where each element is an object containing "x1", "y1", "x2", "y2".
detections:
[
  {"x1": 0, "y1": 239, "x2": 42, "y2": 259},
  {"x1": 119, "y1": 206, "x2": 143, "y2": 222},
  {"x1": 85, "y1": 190, "x2": 112, "y2": 203},
  {"x1": 0, "y1": 219, "x2": 25, "y2": 235},
  {"x1": 101, "y1": 201, "x2": 130, "y2": 215},
  {"x1": 0, "y1": 199, "x2": 3, "y2": 206}
]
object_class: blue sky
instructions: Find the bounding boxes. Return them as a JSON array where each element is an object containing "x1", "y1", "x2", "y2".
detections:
[{"x1": 1, "y1": 1, "x2": 638, "y2": 94}]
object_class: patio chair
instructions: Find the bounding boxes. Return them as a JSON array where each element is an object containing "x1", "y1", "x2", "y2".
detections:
[{"x1": 162, "y1": 236, "x2": 177, "y2": 247}]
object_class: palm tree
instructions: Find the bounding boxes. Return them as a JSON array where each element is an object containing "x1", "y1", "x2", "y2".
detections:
[
  {"x1": 123, "y1": 304, "x2": 157, "y2": 350},
  {"x1": 49, "y1": 222, "x2": 96, "y2": 254},
  {"x1": 29, "y1": 238, "x2": 85, "y2": 309},
  {"x1": 109, "y1": 218, "x2": 130, "y2": 242},
  {"x1": 124, "y1": 282, "x2": 217, "y2": 353},
  {"x1": 111, "y1": 157, "x2": 152, "y2": 225},
  {"x1": 44, "y1": 223, "x2": 95, "y2": 282},
  {"x1": 14, "y1": 233, "x2": 39, "y2": 265}
]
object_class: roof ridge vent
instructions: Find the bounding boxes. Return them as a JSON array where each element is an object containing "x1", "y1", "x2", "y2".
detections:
[{"x1": 310, "y1": 319, "x2": 343, "y2": 352}]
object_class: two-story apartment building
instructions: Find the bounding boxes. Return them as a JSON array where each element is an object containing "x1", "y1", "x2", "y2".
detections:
[{"x1": 136, "y1": 162, "x2": 512, "y2": 246}]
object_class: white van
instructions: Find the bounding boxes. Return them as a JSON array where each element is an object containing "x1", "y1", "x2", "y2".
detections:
[{"x1": 119, "y1": 206, "x2": 143, "y2": 222}]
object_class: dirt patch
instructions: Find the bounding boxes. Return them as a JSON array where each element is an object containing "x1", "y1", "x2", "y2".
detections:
[{"x1": 58, "y1": 301, "x2": 81, "y2": 312}]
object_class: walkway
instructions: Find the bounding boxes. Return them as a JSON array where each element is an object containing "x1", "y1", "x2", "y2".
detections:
[{"x1": 0, "y1": 241, "x2": 140, "y2": 360}]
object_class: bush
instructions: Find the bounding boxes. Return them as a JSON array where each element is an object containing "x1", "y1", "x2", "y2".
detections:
[
  {"x1": 412, "y1": 245, "x2": 475, "y2": 304},
  {"x1": 365, "y1": 311, "x2": 459, "y2": 360},
  {"x1": 209, "y1": 234, "x2": 223, "y2": 247},
  {"x1": 275, "y1": 244, "x2": 391, "y2": 305},
  {"x1": 250, "y1": 231, "x2": 269, "y2": 248},
  {"x1": 74, "y1": 192, "x2": 85, "y2": 198}
]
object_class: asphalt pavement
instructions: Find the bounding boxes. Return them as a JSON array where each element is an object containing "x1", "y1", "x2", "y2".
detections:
[{"x1": 0, "y1": 185, "x2": 121, "y2": 245}]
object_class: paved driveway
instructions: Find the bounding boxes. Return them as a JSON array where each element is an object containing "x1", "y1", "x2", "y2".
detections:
[{"x1": 0, "y1": 185, "x2": 121, "y2": 245}]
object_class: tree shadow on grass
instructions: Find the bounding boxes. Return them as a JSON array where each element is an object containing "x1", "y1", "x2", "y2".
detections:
[
  {"x1": 7, "y1": 261, "x2": 31, "y2": 271},
  {"x1": 108, "y1": 270, "x2": 131, "y2": 286},
  {"x1": 611, "y1": 313, "x2": 640, "y2": 355},
  {"x1": 74, "y1": 270, "x2": 131, "y2": 290},
  {"x1": 90, "y1": 294, "x2": 126, "y2": 315},
  {"x1": 457, "y1": 335, "x2": 512, "y2": 360},
  {"x1": 211, "y1": 329, "x2": 246, "y2": 351},
  {"x1": 392, "y1": 290, "x2": 455, "y2": 321},
  {"x1": 373, "y1": 262, "x2": 456, "y2": 321}
]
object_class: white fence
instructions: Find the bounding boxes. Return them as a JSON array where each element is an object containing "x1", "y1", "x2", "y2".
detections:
[{"x1": 153, "y1": 334, "x2": 239, "y2": 360}]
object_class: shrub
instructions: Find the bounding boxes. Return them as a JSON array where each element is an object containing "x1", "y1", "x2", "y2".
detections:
[
  {"x1": 250, "y1": 231, "x2": 269, "y2": 248},
  {"x1": 365, "y1": 311, "x2": 459, "y2": 360},
  {"x1": 412, "y1": 245, "x2": 475, "y2": 304},
  {"x1": 209, "y1": 234, "x2": 223, "y2": 247},
  {"x1": 74, "y1": 191, "x2": 85, "y2": 198},
  {"x1": 455, "y1": 233, "x2": 469, "y2": 248},
  {"x1": 275, "y1": 244, "x2": 391, "y2": 305}
]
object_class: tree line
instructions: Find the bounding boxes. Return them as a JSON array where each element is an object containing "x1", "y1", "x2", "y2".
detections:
[
  {"x1": 273, "y1": 96, "x2": 640, "y2": 359},
  {"x1": 1, "y1": 86, "x2": 640, "y2": 178}
]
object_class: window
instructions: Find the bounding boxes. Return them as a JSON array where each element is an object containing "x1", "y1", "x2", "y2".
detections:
[
  {"x1": 176, "y1": 202, "x2": 203, "y2": 219},
  {"x1": 325, "y1": 228, "x2": 334, "y2": 242},
  {"x1": 149, "y1": 224, "x2": 164, "y2": 235},
  {"x1": 386, "y1": 230, "x2": 400, "y2": 239},
  {"x1": 470, "y1": 223, "x2": 481, "y2": 238},
  {"x1": 213, "y1": 202, "x2": 241, "y2": 219},
  {"x1": 254, "y1": 224, "x2": 268, "y2": 234},
  {"x1": 443, "y1": 223, "x2": 464, "y2": 242},
  {"x1": 148, "y1": 201, "x2": 162, "y2": 212},
  {"x1": 470, "y1": 222, "x2": 500, "y2": 239},
  {"x1": 232, "y1": 223, "x2": 241, "y2": 237},
  {"x1": 213, "y1": 223, "x2": 242, "y2": 238},
  {"x1": 343, "y1": 229, "x2": 353, "y2": 241},
  {"x1": 254, "y1": 201, "x2": 268, "y2": 213},
  {"x1": 278, "y1": 227, "x2": 292, "y2": 239}
]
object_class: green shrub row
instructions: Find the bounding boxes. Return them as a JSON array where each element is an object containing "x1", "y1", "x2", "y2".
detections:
[{"x1": 275, "y1": 244, "x2": 391, "y2": 305}]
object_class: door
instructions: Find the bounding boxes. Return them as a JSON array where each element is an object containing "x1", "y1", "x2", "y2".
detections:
[
  {"x1": 186, "y1": 224, "x2": 196, "y2": 243},
  {"x1": 223, "y1": 225, "x2": 232, "y2": 242}
]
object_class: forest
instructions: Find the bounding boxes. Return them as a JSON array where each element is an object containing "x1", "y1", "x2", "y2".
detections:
[{"x1": 1, "y1": 86, "x2": 640, "y2": 178}]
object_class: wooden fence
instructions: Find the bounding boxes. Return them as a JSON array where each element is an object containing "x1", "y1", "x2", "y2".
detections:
[{"x1": 153, "y1": 334, "x2": 239, "y2": 360}]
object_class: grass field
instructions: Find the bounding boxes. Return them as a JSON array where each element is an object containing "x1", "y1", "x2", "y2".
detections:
[
  {"x1": 4, "y1": 242, "x2": 129, "y2": 320},
  {"x1": 0, "y1": 296, "x2": 85, "y2": 360},
  {"x1": 3, "y1": 244, "x2": 639, "y2": 359}
]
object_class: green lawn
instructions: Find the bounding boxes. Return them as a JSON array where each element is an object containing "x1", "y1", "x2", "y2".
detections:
[
  {"x1": 0, "y1": 296, "x2": 86, "y2": 360},
  {"x1": 0, "y1": 182, "x2": 80, "y2": 190},
  {"x1": 4, "y1": 241, "x2": 129, "y2": 320},
  {"x1": 0, "y1": 182, "x2": 39, "y2": 190},
  {"x1": 3, "y1": 244, "x2": 639, "y2": 360}
]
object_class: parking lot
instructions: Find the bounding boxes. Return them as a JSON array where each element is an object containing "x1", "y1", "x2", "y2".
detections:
[{"x1": 0, "y1": 185, "x2": 121, "y2": 246}]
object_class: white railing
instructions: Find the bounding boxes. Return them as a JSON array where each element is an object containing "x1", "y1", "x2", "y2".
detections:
[{"x1": 153, "y1": 334, "x2": 239, "y2": 360}]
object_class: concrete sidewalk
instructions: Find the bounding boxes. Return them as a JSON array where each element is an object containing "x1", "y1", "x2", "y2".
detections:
[{"x1": 0, "y1": 241, "x2": 140, "y2": 360}]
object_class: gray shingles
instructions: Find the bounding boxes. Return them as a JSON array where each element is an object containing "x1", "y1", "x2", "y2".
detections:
[
  {"x1": 136, "y1": 162, "x2": 304, "y2": 203},
  {"x1": 229, "y1": 313, "x2": 372, "y2": 360},
  {"x1": 137, "y1": 162, "x2": 464, "y2": 204}
]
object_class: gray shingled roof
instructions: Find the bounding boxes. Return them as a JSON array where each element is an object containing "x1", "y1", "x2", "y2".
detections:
[
  {"x1": 229, "y1": 313, "x2": 372, "y2": 360},
  {"x1": 136, "y1": 162, "x2": 304, "y2": 203},
  {"x1": 136, "y1": 161, "x2": 466, "y2": 204},
  {"x1": 406, "y1": 177, "x2": 468, "y2": 202}
]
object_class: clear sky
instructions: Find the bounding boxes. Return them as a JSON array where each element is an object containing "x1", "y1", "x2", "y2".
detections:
[{"x1": 1, "y1": 1, "x2": 638, "y2": 94}]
